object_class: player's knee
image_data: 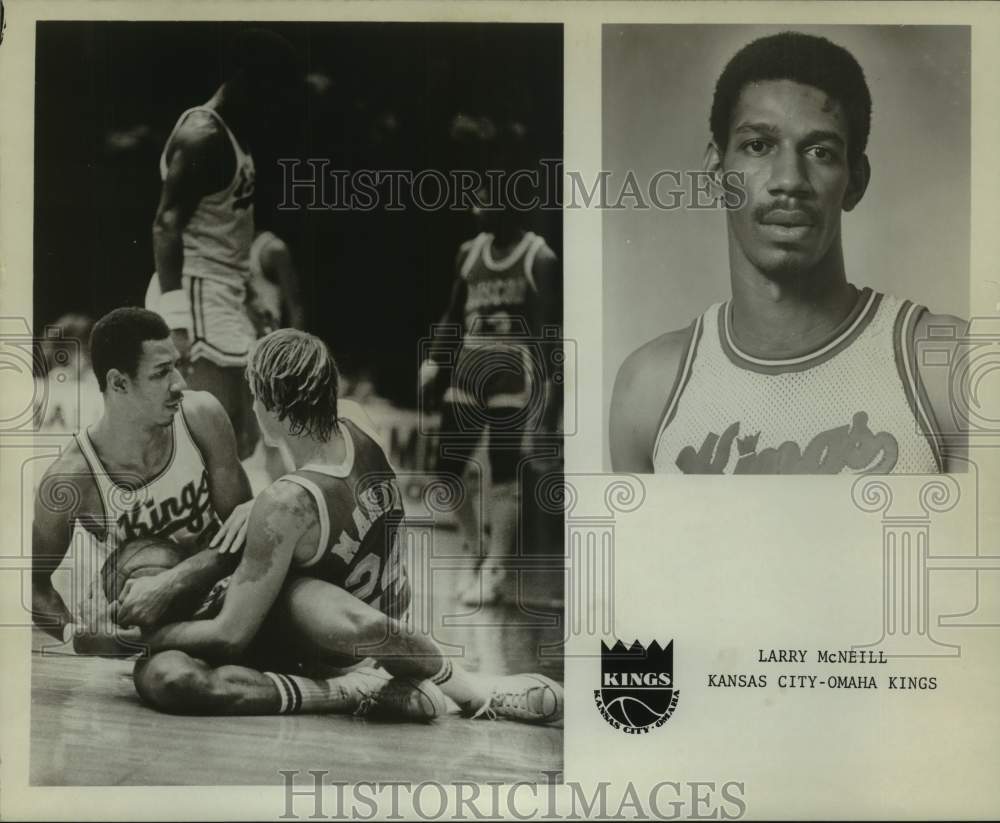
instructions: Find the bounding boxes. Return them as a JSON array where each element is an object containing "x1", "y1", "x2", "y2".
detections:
[
  {"x1": 133, "y1": 651, "x2": 213, "y2": 714},
  {"x1": 339, "y1": 602, "x2": 392, "y2": 653}
]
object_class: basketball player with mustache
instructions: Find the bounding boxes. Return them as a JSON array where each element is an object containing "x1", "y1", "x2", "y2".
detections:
[
  {"x1": 31, "y1": 307, "x2": 253, "y2": 656},
  {"x1": 610, "y1": 32, "x2": 967, "y2": 475}
]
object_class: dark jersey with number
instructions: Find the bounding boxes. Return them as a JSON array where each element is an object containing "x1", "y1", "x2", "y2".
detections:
[
  {"x1": 447, "y1": 231, "x2": 552, "y2": 407},
  {"x1": 280, "y1": 403, "x2": 410, "y2": 617}
]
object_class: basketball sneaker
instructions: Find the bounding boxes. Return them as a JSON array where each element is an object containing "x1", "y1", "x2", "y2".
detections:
[
  {"x1": 343, "y1": 669, "x2": 448, "y2": 722},
  {"x1": 469, "y1": 674, "x2": 563, "y2": 724}
]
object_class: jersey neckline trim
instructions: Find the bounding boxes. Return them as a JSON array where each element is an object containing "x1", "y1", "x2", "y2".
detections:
[
  {"x1": 482, "y1": 232, "x2": 534, "y2": 271},
  {"x1": 299, "y1": 424, "x2": 356, "y2": 479},
  {"x1": 720, "y1": 287, "x2": 879, "y2": 375},
  {"x1": 79, "y1": 416, "x2": 179, "y2": 493}
]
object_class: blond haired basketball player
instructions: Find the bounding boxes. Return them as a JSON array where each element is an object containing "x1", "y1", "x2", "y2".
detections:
[
  {"x1": 147, "y1": 29, "x2": 302, "y2": 460},
  {"x1": 134, "y1": 330, "x2": 563, "y2": 724},
  {"x1": 31, "y1": 308, "x2": 253, "y2": 656},
  {"x1": 611, "y1": 32, "x2": 967, "y2": 475}
]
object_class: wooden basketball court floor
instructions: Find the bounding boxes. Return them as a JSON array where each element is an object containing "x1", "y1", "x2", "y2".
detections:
[{"x1": 30, "y1": 523, "x2": 565, "y2": 786}]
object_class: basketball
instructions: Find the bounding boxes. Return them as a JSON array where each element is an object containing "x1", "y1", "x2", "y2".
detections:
[{"x1": 100, "y1": 535, "x2": 187, "y2": 602}]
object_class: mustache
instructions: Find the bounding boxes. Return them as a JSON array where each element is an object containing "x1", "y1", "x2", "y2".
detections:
[{"x1": 753, "y1": 202, "x2": 820, "y2": 225}]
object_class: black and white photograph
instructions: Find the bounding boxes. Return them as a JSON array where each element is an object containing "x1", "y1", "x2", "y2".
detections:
[
  {"x1": 5, "y1": 3, "x2": 1000, "y2": 821},
  {"x1": 604, "y1": 25, "x2": 971, "y2": 475},
  {"x1": 27, "y1": 20, "x2": 565, "y2": 786}
]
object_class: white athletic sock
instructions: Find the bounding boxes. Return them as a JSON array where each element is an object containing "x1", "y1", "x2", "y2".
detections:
[
  {"x1": 264, "y1": 671, "x2": 383, "y2": 715},
  {"x1": 430, "y1": 658, "x2": 491, "y2": 715}
]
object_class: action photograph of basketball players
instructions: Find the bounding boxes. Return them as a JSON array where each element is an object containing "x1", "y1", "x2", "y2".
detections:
[
  {"x1": 29, "y1": 21, "x2": 564, "y2": 786},
  {"x1": 605, "y1": 26, "x2": 970, "y2": 474}
]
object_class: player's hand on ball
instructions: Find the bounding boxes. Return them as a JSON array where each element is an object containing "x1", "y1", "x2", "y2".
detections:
[
  {"x1": 116, "y1": 574, "x2": 179, "y2": 629},
  {"x1": 211, "y1": 499, "x2": 253, "y2": 554}
]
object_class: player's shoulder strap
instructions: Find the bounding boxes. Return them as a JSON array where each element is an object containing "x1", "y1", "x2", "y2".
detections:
[
  {"x1": 174, "y1": 398, "x2": 212, "y2": 472},
  {"x1": 649, "y1": 314, "x2": 709, "y2": 466},
  {"x1": 273, "y1": 473, "x2": 329, "y2": 569},
  {"x1": 522, "y1": 231, "x2": 550, "y2": 292},
  {"x1": 337, "y1": 399, "x2": 391, "y2": 457},
  {"x1": 159, "y1": 105, "x2": 245, "y2": 179},
  {"x1": 459, "y1": 233, "x2": 491, "y2": 280},
  {"x1": 891, "y1": 295, "x2": 946, "y2": 472},
  {"x1": 71, "y1": 427, "x2": 115, "y2": 533}
]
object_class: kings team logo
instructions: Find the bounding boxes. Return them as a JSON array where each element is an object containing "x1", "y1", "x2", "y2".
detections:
[{"x1": 595, "y1": 639, "x2": 679, "y2": 734}]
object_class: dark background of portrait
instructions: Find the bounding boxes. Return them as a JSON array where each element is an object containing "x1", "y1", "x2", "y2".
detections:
[
  {"x1": 34, "y1": 21, "x2": 562, "y2": 406},
  {"x1": 602, "y1": 24, "x2": 970, "y2": 464}
]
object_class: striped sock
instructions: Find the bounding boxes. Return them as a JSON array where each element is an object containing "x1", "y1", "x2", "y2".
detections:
[
  {"x1": 264, "y1": 671, "x2": 385, "y2": 715},
  {"x1": 430, "y1": 658, "x2": 489, "y2": 715},
  {"x1": 430, "y1": 659, "x2": 453, "y2": 687},
  {"x1": 264, "y1": 672, "x2": 304, "y2": 714}
]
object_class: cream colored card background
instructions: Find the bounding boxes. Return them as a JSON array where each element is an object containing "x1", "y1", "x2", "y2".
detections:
[{"x1": 2, "y1": 1, "x2": 999, "y2": 820}]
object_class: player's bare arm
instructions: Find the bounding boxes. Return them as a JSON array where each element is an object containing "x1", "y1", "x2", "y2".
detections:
[
  {"x1": 609, "y1": 328, "x2": 692, "y2": 473},
  {"x1": 531, "y1": 246, "x2": 563, "y2": 431},
  {"x1": 142, "y1": 481, "x2": 318, "y2": 660},
  {"x1": 33, "y1": 447, "x2": 142, "y2": 654},
  {"x1": 31, "y1": 445, "x2": 93, "y2": 641},
  {"x1": 420, "y1": 248, "x2": 470, "y2": 404},
  {"x1": 260, "y1": 235, "x2": 306, "y2": 330},
  {"x1": 116, "y1": 390, "x2": 253, "y2": 628},
  {"x1": 151, "y1": 116, "x2": 231, "y2": 356},
  {"x1": 913, "y1": 311, "x2": 970, "y2": 472}
]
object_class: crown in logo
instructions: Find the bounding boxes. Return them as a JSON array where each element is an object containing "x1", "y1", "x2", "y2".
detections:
[
  {"x1": 737, "y1": 431, "x2": 760, "y2": 456},
  {"x1": 601, "y1": 639, "x2": 673, "y2": 676}
]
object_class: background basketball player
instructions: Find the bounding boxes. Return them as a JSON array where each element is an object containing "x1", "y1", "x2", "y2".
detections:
[
  {"x1": 610, "y1": 31, "x2": 967, "y2": 475},
  {"x1": 146, "y1": 29, "x2": 302, "y2": 460},
  {"x1": 132, "y1": 330, "x2": 564, "y2": 724},
  {"x1": 246, "y1": 227, "x2": 306, "y2": 336},
  {"x1": 421, "y1": 118, "x2": 562, "y2": 605},
  {"x1": 245, "y1": 226, "x2": 305, "y2": 482},
  {"x1": 31, "y1": 308, "x2": 253, "y2": 656}
]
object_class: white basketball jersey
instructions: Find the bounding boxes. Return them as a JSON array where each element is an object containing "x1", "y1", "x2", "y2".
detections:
[
  {"x1": 73, "y1": 401, "x2": 221, "y2": 551},
  {"x1": 248, "y1": 231, "x2": 282, "y2": 326},
  {"x1": 652, "y1": 289, "x2": 943, "y2": 474},
  {"x1": 160, "y1": 106, "x2": 255, "y2": 284}
]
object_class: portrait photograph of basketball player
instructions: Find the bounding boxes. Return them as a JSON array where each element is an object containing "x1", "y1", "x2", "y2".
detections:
[
  {"x1": 28, "y1": 20, "x2": 564, "y2": 786},
  {"x1": 605, "y1": 26, "x2": 970, "y2": 475}
]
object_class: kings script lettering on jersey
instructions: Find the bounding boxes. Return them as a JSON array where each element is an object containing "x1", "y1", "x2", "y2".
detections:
[
  {"x1": 675, "y1": 411, "x2": 899, "y2": 474},
  {"x1": 117, "y1": 471, "x2": 214, "y2": 541}
]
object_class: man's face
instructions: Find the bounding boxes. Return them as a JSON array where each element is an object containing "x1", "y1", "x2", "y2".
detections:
[
  {"x1": 718, "y1": 79, "x2": 864, "y2": 279},
  {"x1": 125, "y1": 339, "x2": 186, "y2": 426}
]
